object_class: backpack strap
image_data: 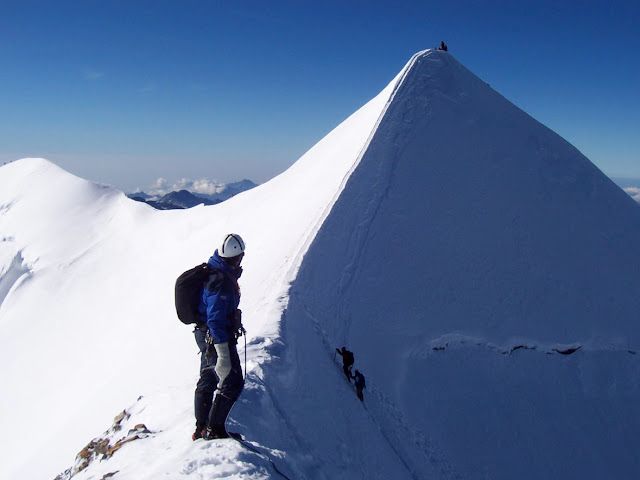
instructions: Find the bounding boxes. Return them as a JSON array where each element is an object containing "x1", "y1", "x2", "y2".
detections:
[{"x1": 204, "y1": 268, "x2": 225, "y2": 293}]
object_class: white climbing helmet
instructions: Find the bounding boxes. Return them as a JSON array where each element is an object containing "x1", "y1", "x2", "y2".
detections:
[{"x1": 219, "y1": 233, "x2": 246, "y2": 258}]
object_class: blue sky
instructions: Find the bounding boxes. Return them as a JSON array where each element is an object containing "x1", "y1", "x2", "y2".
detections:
[{"x1": 1, "y1": 0, "x2": 638, "y2": 190}]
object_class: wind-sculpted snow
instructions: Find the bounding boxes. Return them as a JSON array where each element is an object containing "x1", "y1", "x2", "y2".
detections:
[
  {"x1": 0, "y1": 250, "x2": 31, "y2": 311},
  {"x1": 0, "y1": 231, "x2": 32, "y2": 312}
]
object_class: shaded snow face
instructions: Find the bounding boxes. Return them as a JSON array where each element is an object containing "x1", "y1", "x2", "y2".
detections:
[
  {"x1": 291, "y1": 50, "x2": 640, "y2": 346},
  {"x1": 0, "y1": 246, "x2": 31, "y2": 311},
  {"x1": 275, "y1": 51, "x2": 640, "y2": 479}
]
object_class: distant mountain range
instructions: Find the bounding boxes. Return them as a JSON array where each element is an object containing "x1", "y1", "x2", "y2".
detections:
[{"x1": 127, "y1": 179, "x2": 257, "y2": 209}]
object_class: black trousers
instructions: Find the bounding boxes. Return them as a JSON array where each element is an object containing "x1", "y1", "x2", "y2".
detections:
[
  {"x1": 194, "y1": 326, "x2": 217, "y2": 427},
  {"x1": 194, "y1": 327, "x2": 244, "y2": 428}
]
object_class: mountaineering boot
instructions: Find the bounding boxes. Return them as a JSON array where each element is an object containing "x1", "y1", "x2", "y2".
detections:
[
  {"x1": 203, "y1": 425, "x2": 229, "y2": 439},
  {"x1": 207, "y1": 394, "x2": 235, "y2": 429},
  {"x1": 203, "y1": 426, "x2": 242, "y2": 441},
  {"x1": 192, "y1": 424, "x2": 205, "y2": 441},
  {"x1": 203, "y1": 394, "x2": 242, "y2": 440}
]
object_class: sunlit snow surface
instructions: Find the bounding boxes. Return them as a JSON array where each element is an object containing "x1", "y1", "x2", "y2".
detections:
[
  {"x1": 2, "y1": 50, "x2": 640, "y2": 480},
  {"x1": 0, "y1": 52, "x2": 413, "y2": 479}
]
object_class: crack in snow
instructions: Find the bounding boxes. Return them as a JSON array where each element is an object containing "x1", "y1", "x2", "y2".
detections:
[
  {"x1": 424, "y1": 333, "x2": 635, "y2": 357},
  {"x1": 0, "y1": 251, "x2": 32, "y2": 312}
]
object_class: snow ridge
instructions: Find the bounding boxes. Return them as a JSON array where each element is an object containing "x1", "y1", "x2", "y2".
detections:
[
  {"x1": 278, "y1": 51, "x2": 424, "y2": 308},
  {"x1": 272, "y1": 49, "x2": 640, "y2": 480},
  {"x1": 0, "y1": 53, "x2": 416, "y2": 479}
]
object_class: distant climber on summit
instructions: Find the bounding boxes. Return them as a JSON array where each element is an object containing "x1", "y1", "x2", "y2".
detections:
[
  {"x1": 336, "y1": 346, "x2": 355, "y2": 382},
  {"x1": 191, "y1": 233, "x2": 246, "y2": 441},
  {"x1": 438, "y1": 40, "x2": 448, "y2": 51}
]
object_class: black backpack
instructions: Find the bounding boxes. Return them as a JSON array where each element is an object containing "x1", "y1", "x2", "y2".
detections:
[
  {"x1": 175, "y1": 263, "x2": 211, "y2": 325},
  {"x1": 343, "y1": 350, "x2": 354, "y2": 365}
]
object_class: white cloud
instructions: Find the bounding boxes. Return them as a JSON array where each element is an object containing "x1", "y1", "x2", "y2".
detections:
[
  {"x1": 147, "y1": 177, "x2": 225, "y2": 197},
  {"x1": 152, "y1": 177, "x2": 169, "y2": 189},
  {"x1": 189, "y1": 178, "x2": 225, "y2": 195},
  {"x1": 623, "y1": 186, "x2": 640, "y2": 203}
]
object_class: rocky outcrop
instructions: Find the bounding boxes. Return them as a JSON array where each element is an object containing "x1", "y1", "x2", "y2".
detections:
[{"x1": 54, "y1": 403, "x2": 153, "y2": 480}]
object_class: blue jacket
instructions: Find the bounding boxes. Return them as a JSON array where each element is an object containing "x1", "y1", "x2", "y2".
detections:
[{"x1": 198, "y1": 250, "x2": 241, "y2": 344}]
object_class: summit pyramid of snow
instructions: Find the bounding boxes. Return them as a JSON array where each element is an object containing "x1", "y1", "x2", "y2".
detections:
[
  {"x1": 1, "y1": 50, "x2": 639, "y2": 480},
  {"x1": 274, "y1": 50, "x2": 640, "y2": 479}
]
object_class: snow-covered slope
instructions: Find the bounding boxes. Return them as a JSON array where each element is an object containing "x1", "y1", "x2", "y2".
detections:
[
  {"x1": 277, "y1": 51, "x2": 640, "y2": 479},
  {"x1": 0, "y1": 52, "x2": 412, "y2": 479},
  {"x1": 2, "y1": 49, "x2": 639, "y2": 480}
]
